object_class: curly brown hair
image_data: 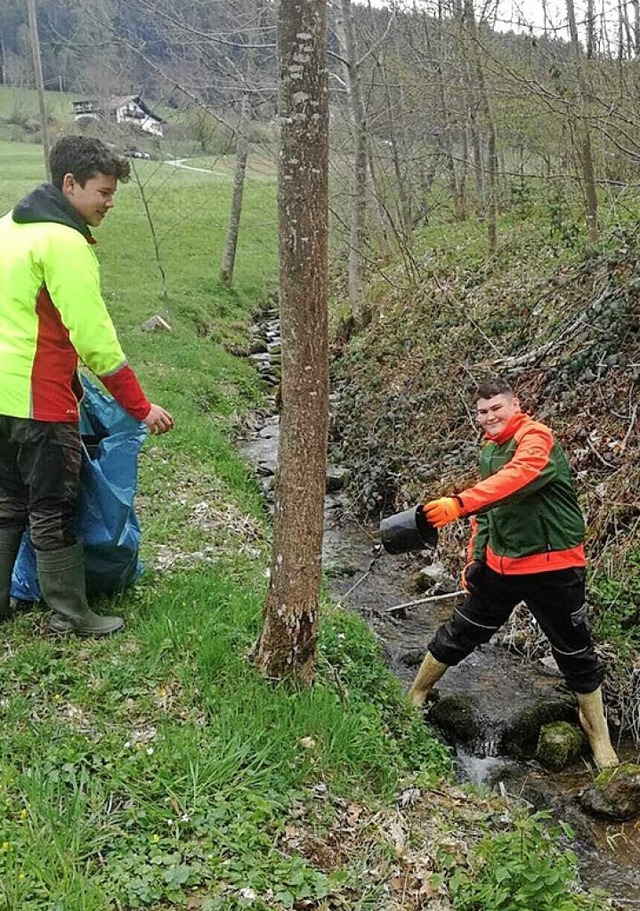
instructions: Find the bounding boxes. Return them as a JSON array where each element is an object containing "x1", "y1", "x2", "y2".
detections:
[{"x1": 49, "y1": 136, "x2": 130, "y2": 189}]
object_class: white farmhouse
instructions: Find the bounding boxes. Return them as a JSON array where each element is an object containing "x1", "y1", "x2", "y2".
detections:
[{"x1": 73, "y1": 95, "x2": 165, "y2": 137}]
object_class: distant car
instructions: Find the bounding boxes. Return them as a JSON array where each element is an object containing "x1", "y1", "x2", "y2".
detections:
[{"x1": 123, "y1": 149, "x2": 152, "y2": 160}]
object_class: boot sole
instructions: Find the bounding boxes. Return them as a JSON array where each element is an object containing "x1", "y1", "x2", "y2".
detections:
[{"x1": 48, "y1": 619, "x2": 125, "y2": 638}]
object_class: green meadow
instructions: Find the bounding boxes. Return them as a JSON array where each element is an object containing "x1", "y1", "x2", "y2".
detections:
[{"x1": 0, "y1": 140, "x2": 457, "y2": 911}]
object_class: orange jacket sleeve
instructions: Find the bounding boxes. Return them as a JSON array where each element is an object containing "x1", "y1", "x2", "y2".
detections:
[{"x1": 459, "y1": 423, "x2": 556, "y2": 516}]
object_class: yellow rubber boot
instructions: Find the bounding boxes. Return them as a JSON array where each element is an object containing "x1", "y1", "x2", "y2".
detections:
[
  {"x1": 408, "y1": 652, "x2": 448, "y2": 708},
  {"x1": 576, "y1": 687, "x2": 619, "y2": 770}
]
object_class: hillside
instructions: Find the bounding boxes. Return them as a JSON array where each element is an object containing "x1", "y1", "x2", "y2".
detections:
[{"x1": 332, "y1": 214, "x2": 640, "y2": 740}]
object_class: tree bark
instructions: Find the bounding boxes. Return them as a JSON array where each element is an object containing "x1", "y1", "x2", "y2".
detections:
[
  {"x1": 253, "y1": 0, "x2": 329, "y2": 685},
  {"x1": 434, "y1": 1, "x2": 463, "y2": 220}
]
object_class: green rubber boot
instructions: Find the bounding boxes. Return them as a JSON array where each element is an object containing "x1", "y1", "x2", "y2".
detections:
[
  {"x1": 0, "y1": 528, "x2": 23, "y2": 622},
  {"x1": 36, "y1": 542, "x2": 124, "y2": 637}
]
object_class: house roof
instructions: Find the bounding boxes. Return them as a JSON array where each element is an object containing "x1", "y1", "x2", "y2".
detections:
[
  {"x1": 73, "y1": 95, "x2": 165, "y2": 124},
  {"x1": 111, "y1": 95, "x2": 166, "y2": 123}
]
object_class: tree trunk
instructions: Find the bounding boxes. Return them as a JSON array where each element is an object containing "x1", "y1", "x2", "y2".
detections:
[
  {"x1": 455, "y1": 1, "x2": 484, "y2": 212},
  {"x1": 26, "y1": 0, "x2": 51, "y2": 181},
  {"x1": 220, "y1": 87, "x2": 250, "y2": 285},
  {"x1": 586, "y1": 0, "x2": 595, "y2": 58},
  {"x1": 633, "y1": 0, "x2": 640, "y2": 57},
  {"x1": 434, "y1": 1, "x2": 462, "y2": 219},
  {"x1": 334, "y1": 0, "x2": 369, "y2": 323},
  {"x1": 253, "y1": 0, "x2": 329, "y2": 685},
  {"x1": 463, "y1": 0, "x2": 498, "y2": 253},
  {"x1": 566, "y1": 0, "x2": 598, "y2": 244}
]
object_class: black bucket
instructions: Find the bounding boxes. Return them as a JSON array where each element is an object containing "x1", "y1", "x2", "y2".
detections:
[{"x1": 379, "y1": 505, "x2": 438, "y2": 555}]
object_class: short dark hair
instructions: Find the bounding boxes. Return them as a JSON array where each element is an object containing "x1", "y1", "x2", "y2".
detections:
[
  {"x1": 49, "y1": 136, "x2": 130, "y2": 189},
  {"x1": 475, "y1": 376, "x2": 515, "y2": 400}
]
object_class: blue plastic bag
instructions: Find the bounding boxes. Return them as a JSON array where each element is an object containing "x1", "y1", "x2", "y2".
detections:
[{"x1": 10, "y1": 377, "x2": 147, "y2": 601}]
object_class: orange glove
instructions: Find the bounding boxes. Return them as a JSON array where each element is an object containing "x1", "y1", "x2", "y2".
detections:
[{"x1": 423, "y1": 497, "x2": 463, "y2": 528}]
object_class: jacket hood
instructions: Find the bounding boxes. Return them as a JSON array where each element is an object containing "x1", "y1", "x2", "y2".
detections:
[{"x1": 12, "y1": 183, "x2": 92, "y2": 240}]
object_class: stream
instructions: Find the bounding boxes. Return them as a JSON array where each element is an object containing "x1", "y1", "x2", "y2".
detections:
[{"x1": 241, "y1": 309, "x2": 640, "y2": 908}]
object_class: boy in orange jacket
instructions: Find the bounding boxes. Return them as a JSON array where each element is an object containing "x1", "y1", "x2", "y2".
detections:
[{"x1": 408, "y1": 377, "x2": 618, "y2": 769}]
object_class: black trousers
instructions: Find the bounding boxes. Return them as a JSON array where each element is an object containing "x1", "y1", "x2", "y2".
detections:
[
  {"x1": 428, "y1": 565, "x2": 603, "y2": 694},
  {"x1": 0, "y1": 415, "x2": 81, "y2": 552}
]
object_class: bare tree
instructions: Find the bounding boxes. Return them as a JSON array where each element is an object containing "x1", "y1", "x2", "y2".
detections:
[
  {"x1": 219, "y1": 52, "x2": 253, "y2": 286},
  {"x1": 333, "y1": 0, "x2": 369, "y2": 322},
  {"x1": 462, "y1": 0, "x2": 498, "y2": 253},
  {"x1": 566, "y1": 0, "x2": 599, "y2": 243},
  {"x1": 254, "y1": 0, "x2": 329, "y2": 685}
]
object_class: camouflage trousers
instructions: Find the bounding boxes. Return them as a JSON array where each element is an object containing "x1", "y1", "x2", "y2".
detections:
[{"x1": 0, "y1": 415, "x2": 81, "y2": 551}]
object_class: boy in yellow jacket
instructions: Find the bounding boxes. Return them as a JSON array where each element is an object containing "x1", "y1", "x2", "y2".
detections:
[{"x1": 0, "y1": 135, "x2": 173, "y2": 636}]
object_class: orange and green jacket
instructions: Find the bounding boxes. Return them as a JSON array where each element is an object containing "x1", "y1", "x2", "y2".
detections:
[
  {"x1": 458, "y1": 411, "x2": 585, "y2": 574},
  {"x1": 0, "y1": 183, "x2": 150, "y2": 423}
]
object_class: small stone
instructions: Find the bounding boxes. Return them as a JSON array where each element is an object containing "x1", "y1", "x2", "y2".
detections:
[
  {"x1": 397, "y1": 787, "x2": 421, "y2": 808},
  {"x1": 538, "y1": 655, "x2": 562, "y2": 677},
  {"x1": 141, "y1": 314, "x2": 172, "y2": 332}
]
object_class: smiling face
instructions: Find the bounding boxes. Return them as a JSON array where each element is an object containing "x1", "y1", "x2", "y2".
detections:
[
  {"x1": 476, "y1": 392, "x2": 521, "y2": 437},
  {"x1": 62, "y1": 171, "x2": 118, "y2": 227}
]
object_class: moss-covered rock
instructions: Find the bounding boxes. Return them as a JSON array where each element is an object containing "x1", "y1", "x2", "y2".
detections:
[
  {"x1": 502, "y1": 696, "x2": 577, "y2": 760},
  {"x1": 535, "y1": 721, "x2": 586, "y2": 771},
  {"x1": 580, "y1": 762, "x2": 640, "y2": 820},
  {"x1": 428, "y1": 694, "x2": 481, "y2": 746}
]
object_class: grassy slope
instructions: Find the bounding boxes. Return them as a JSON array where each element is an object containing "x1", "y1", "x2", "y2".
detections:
[{"x1": 0, "y1": 140, "x2": 610, "y2": 911}]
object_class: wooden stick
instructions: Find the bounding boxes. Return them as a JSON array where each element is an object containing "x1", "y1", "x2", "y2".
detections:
[{"x1": 380, "y1": 589, "x2": 465, "y2": 613}]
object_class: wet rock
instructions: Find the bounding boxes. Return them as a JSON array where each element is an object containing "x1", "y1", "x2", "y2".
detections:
[
  {"x1": 256, "y1": 460, "x2": 276, "y2": 477},
  {"x1": 323, "y1": 557, "x2": 359, "y2": 578},
  {"x1": 428, "y1": 694, "x2": 481, "y2": 746},
  {"x1": 580, "y1": 763, "x2": 640, "y2": 821},
  {"x1": 326, "y1": 465, "x2": 350, "y2": 493},
  {"x1": 538, "y1": 654, "x2": 563, "y2": 677},
  {"x1": 502, "y1": 696, "x2": 577, "y2": 760},
  {"x1": 535, "y1": 721, "x2": 586, "y2": 771},
  {"x1": 410, "y1": 561, "x2": 449, "y2": 593},
  {"x1": 399, "y1": 648, "x2": 425, "y2": 668}
]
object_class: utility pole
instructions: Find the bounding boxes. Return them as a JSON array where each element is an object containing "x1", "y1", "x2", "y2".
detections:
[{"x1": 26, "y1": 0, "x2": 51, "y2": 181}]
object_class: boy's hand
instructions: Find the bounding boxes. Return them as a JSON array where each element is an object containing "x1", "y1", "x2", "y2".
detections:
[
  {"x1": 144, "y1": 403, "x2": 174, "y2": 435},
  {"x1": 461, "y1": 560, "x2": 484, "y2": 594},
  {"x1": 423, "y1": 497, "x2": 462, "y2": 528}
]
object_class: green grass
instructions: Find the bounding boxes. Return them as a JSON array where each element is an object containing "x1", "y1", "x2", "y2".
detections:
[
  {"x1": 0, "y1": 142, "x2": 454, "y2": 910},
  {"x1": 0, "y1": 85, "x2": 79, "y2": 123}
]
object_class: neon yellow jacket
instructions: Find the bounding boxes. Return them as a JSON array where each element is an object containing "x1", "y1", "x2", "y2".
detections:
[{"x1": 0, "y1": 183, "x2": 149, "y2": 422}]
